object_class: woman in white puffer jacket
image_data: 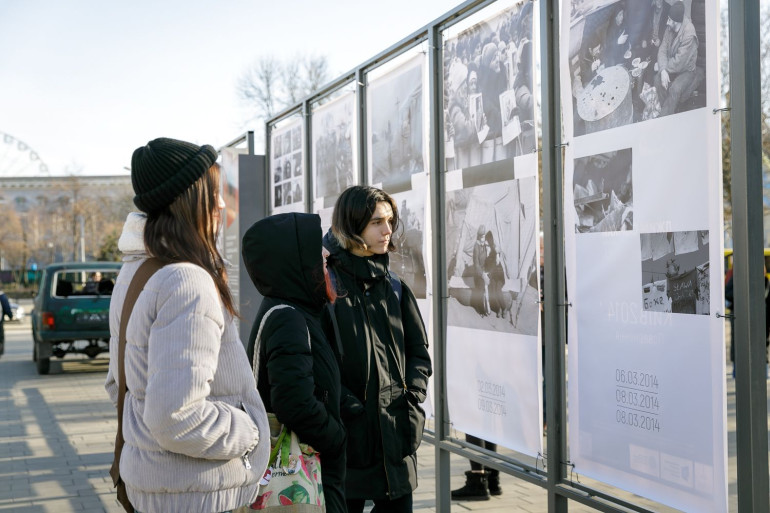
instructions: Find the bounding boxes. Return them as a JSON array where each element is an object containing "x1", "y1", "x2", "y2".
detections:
[{"x1": 104, "y1": 137, "x2": 270, "y2": 513}]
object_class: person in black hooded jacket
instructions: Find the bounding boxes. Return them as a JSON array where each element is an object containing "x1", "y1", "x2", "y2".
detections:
[
  {"x1": 322, "y1": 185, "x2": 432, "y2": 513},
  {"x1": 242, "y1": 212, "x2": 347, "y2": 513}
]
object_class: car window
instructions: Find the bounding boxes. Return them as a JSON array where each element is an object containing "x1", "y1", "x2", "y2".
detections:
[{"x1": 52, "y1": 270, "x2": 119, "y2": 297}]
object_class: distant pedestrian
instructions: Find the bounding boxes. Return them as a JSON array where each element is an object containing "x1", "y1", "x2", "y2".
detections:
[
  {"x1": 0, "y1": 289, "x2": 13, "y2": 357},
  {"x1": 322, "y1": 185, "x2": 432, "y2": 513},
  {"x1": 105, "y1": 137, "x2": 270, "y2": 513}
]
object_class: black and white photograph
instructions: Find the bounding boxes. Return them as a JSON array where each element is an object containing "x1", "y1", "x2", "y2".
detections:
[
  {"x1": 573, "y1": 148, "x2": 633, "y2": 233},
  {"x1": 567, "y1": 0, "x2": 707, "y2": 136},
  {"x1": 443, "y1": 0, "x2": 536, "y2": 172},
  {"x1": 312, "y1": 92, "x2": 356, "y2": 200},
  {"x1": 390, "y1": 189, "x2": 427, "y2": 299},
  {"x1": 640, "y1": 230, "x2": 709, "y2": 315},
  {"x1": 446, "y1": 177, "x2": 539, "y2": 334},
  {"x1": 291, "y1": 126, "x2": 301, "y2": 152},
  {"x1": 270, "y1": 119, "x2": 305, "y2": 211},
  {"x1": 367, "y1": 55, "x2": 424, "y2": 190}
]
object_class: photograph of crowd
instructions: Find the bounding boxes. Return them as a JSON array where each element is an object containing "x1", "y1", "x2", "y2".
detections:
[
  {"x1": 313, "y1": 92, "x2": 356, "y2": 200},
  {"x1": 443, "y1": 0, "x2": 536, "y2": 172},
  {"x1": 640, "y1": 230, "x2": 709, "y2": 315},
  {"x1": 445, "y1": 178, "x2": 539, "y2": 334},
  {"x1": 567, "y1": 0, "x2": 707, "y2": 136},
  {"x1": 368, "y1": 56, "x2": 425, "y2": 190},
  {"x1": 573, "y1": 148, "x2": 633, "y2": 233},
  {"x1": 390, "y1": 190, "x2": 427, "y2": 299},
  {"x1": 270, "y1": 120, "x2": 304, "y2": 209}
]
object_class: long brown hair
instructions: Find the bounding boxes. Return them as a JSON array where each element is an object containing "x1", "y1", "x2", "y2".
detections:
[{"x1": 143, "y1": 163, "x2": 237, "y2": 316}]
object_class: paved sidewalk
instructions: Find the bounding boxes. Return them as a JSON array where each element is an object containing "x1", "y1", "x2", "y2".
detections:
[{"x1": 0, "y1": 314, "x2": 754, "y2": 512}]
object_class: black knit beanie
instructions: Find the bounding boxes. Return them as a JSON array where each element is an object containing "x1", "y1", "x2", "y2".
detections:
[{"x1": 130, "y1": 137, "x2": 218, "y2": 214}]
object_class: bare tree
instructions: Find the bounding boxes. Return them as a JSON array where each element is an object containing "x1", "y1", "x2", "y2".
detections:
[{"x1": 237, "y1": 53, "x2": 331, "y2": 124}]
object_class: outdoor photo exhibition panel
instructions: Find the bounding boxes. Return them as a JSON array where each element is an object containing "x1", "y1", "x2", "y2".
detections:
[
  {"x1": 312, "y1": 90, "x2": 358, "y2": 232},
  {"x1": 366, "y1": 52, "x2": 434, "y2": 418},
  {"x1": 442, "y1": 0, "x2": 542, "y2": 458},
  {"x1": 560, "y1": 0, "x2": 727, "y2": 511},
  {"x1": 269, "y1": 116, "x2": 305, "y2": 215},
  {"x1": 220, "y1": 146, "x2": 244, "y2": 328},
  {"x1": 366, "y1": 53, "x2": 432, "y2": 306}
]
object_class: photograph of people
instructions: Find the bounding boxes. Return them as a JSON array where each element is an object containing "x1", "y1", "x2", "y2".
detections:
[
  {"x1": 568, "y1": 0, "x2": 707, "y2": 135},
  {"x1": 242, "y1": 212, "x2": 347, "y2": 513},
  {"x1": 322, "y1": 185, "x2": 432, "y2": 513},
  {"x1": 445, "y1": 179, "x2": 539, "y2": 335},
  {"x1": 640, "y1": 230, "x2": 710, "y2": 315},
  {"x1": 313, "y1": 93, "x2": 356, "y2": 199},
  {"x1": 443, "y1": 0, "x2": 536, "y2": 172},
  {"x1": 572, "y1": 149, "x2": 633, "y2": 233},
  {"x1": 105, "y1": 137, "x2": 270, "y2": 512},
  {"x1": 368, "y1": 56, "x2": 425, "y2": 190},
  {"x1": 389, "y1": 191, "x2": 427, "y2": 299}
]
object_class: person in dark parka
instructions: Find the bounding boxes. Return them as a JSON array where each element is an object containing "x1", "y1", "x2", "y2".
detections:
[
  {"x1": 322, "y1": 185, "x2": 432, "y2": 513},
  {"x1": 242, "y1": 213, "x2": 347, "y2": 513}
]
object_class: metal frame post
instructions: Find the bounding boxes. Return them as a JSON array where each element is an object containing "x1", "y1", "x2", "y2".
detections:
[
  {"x1": 303, "y1": 100, "x2": 313, "y2": 213},
  {"x1": 428, "y1": 23, "x2": 451, "y2": 513},
  {"x1": 728, "y1": 0, "x2": 769, "y2": 511},
  {"x1": 540, "y1": 0, "x2": 568, "y2": 511},
  {"x1": 356, "y1": 68, "x2": 367, "y2": 185}
]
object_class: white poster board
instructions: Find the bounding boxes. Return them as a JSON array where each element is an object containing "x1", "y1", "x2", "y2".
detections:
[
  {"x1": 560, "y1": 0, "x2": 727, "y2": 511},
  {"x1": 442, "y1": 0, "x2": 542, "y2": 457},
  {"x1": 312, "y1": 90, "x2": 357, "y2": 214},
  {"x1": 270, "y1": 117, "x2": 305, "y2": 214}
]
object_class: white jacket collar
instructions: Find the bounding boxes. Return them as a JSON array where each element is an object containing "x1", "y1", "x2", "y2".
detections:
[{"x1": 118, "y1": 212, "x2": 147, "y2": 260}]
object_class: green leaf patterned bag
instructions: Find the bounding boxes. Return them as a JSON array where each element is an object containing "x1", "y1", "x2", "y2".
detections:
[{"x1": 247, "y1": 414, "x2": 324, "y2": 512}]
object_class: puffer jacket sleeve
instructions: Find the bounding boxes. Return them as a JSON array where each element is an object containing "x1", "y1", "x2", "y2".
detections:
[
  {"x1": 263, "y1": 307, "x2": 346, "y2": 454},
  {"x1": 400, "y1": 281, "x2": 432, "y2": 402},
  {"x1": 143, "y1": 266, "x2": 258, "y2": 461}
]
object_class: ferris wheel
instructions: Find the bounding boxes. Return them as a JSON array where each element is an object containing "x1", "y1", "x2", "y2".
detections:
[{"x1": 0, "y1": 130, "x2": 49, "y2": 177}]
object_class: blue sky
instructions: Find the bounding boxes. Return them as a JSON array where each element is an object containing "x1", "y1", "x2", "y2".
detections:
[{"x1": 0, "y1": 0, "x2": 452, "y2": 176}]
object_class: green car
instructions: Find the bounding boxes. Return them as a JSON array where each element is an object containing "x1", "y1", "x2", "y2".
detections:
[{"x1": 31, "y1": 262, "x2": 122, "y2": 375}]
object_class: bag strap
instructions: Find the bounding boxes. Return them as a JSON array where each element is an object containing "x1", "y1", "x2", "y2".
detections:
[
  {"x1": 110, "y1": 258, "x2": 164, "y2": 487},
  {"x1": 251, "y1": 304, "x2": 293, "y2": 380}
]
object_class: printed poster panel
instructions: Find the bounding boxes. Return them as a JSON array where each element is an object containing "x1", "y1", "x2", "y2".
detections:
[
  {"x1": 390, "y1": 173, "x2": 434, "y2": 420},
  {"x1": 445, "y1": 152, "x2": 542, "y2": 456},
  {"x1": 366, "y1": 52, "x2": 435, "y2": 413},
  {"x1": 367, "y1": 54, "x2": 426, "y2": 192},
  {"x1": 566, "y1": 0, "x2": 709, "y2": 137},
  {"x1": 443, "y1": 0, "x2": 536, "y2": 173},
  {"x1": 220, "y1": 147, "x2": 244, "y2": 328},
  {"x1": 312, "y1": 90, "x2": 357, "y2": 212},
  {"x1": 560, "y1": 0, "x2": 726, "y2": 511},
  {"x1": 270, "y1": 117, "x2": 305, "y2": 214}
]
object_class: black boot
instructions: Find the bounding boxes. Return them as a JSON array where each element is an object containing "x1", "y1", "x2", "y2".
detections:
[
  {"x1": 487, "y1": 469, "x2": 502, "y2": 496},
  {"x1": 451, "y1": 471, "x2": 490, "y2": 501}
]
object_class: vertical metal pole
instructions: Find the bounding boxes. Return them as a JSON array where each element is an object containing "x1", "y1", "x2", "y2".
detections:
[
  {"x1": 356, "y1": 68, "x2": 368, "y2": 185},
  {"x1": 428, "y1": 24, "x2": 451, "y2": 513},
  {"x1": 728, "y1": 0, "x2": 769, "y2": 511},
  {"x1": 304, "y1": 100, "x2": 313, "y2": 214},
  {"x1": 540, "y1": 0, "x2": 568, "y2": 512},
  {"x1": 265, "y1": 124, "x2": 272, "y2": 215},
  {"x1": 247, "y1": 130, "x2": 255, "y2": 156}
]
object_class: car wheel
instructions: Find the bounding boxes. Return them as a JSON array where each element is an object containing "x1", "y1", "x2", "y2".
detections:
[{"x1": 36, "y1": 355, "x2": 50, "y2": 375}]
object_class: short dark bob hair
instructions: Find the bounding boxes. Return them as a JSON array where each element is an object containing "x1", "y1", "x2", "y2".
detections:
[{"x1": 331, "y1": 185, "x2": 399, "y2": 253}]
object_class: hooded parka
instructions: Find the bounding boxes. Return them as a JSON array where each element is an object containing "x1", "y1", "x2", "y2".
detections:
[
  {"x1": 242, "y1": 213, "x2": 347, "y2": 513},
  {"x1": 322, "y1": 229, "x2": 432, "y2": 501}
]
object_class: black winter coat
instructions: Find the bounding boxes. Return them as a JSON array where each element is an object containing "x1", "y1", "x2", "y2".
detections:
[
  {"x1": 322, "y1": 230, "x2": 432, "y2": 501},
  {"x1": 242, "y1": 213, "x2": 346, "y2": 513}
]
